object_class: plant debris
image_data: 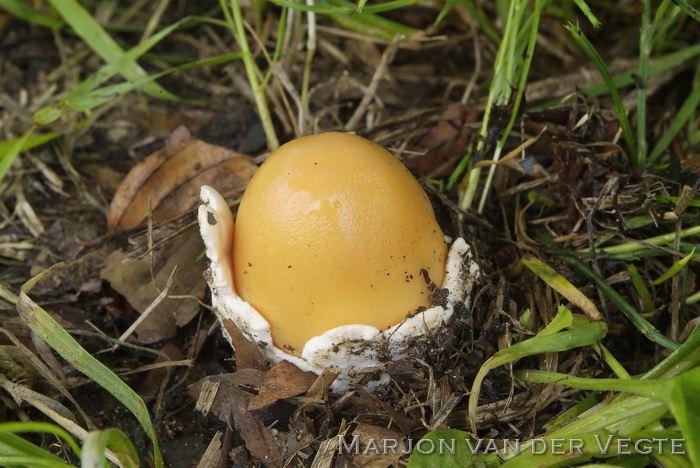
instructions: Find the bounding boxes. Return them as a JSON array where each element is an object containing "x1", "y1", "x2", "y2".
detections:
[
  {"x1": 99, "y1": 231, "x2": 207, "y2": 343},
  {"x1": 107, "y1": 136, "x2": 257, "y2": 232}
]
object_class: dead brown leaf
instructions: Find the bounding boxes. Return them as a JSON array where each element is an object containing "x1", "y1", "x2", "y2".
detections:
[
  {"x1": 220, "y1": 319, "x2": 269, "y2": 371},
  {"x1": 248, "y1": 361, "x2": 318, "y2": 411},
  {"x1": 107, "y1": 139, "x2": 257, "y2": 232},
  {"x1": 406, "y1": 103, "x2": 475, "y2": 177},
  {"x1": 99, "y1": 231, "x2": 206, "y2": 343},
  {"x1": 346, "y1": 423, "x2": 406, "y2": 468},
  {"x1": 681, "y1": 155, "x2": 700, "y2": 175},
  {"x1": 238, "y1": 412, "x2": 283, "y2": 467}
]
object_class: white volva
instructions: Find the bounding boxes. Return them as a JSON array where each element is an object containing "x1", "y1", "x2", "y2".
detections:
[{"x1": 198, "y1": 185, "x2": 480, "y2": 391}]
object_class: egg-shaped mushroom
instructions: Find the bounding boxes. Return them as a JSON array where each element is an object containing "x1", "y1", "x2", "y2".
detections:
[{"x1": 199, "y1": 132, "x2": 479, "y2": 390}]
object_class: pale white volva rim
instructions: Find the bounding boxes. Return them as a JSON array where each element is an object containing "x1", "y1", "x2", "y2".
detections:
[{"x1": 198, "y1": 185, "x2": 480, "y2": 391}]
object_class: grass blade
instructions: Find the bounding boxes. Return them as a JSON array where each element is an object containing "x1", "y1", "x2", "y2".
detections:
[
  {"x1": 0, "y1": 422, "x2": 81, "y2": 458},
  {"x1": 17, "y1": 262, "x2": 163, "y2": 468},
  {"x1": 648, "y1": 61, "x2": 700, "y2": 163},
  {"x1": 476, "y1": 0, "x2": 543, "y2": 213},
  {"x1": 587, "y1": 43, "x2": 700, "y2": 99},
  {"x1": 0, "y1": 0, "x2": 63, "y2": 28},
  {"x1": 35, "y1": 52, "x2": 238, "y2": 124},
  {"x1": 0, "y1": 132, "x2": 60, "y2": 159},
  {"x1": 220, "y1": 0, "x2": 279, "y2": 149},
  {"x1": 522, "y1": 255, "x2": 604, "y2": 322},
  {"x1": 407, "y1": 429, "x2": 489, "y2": 467},
  {"x1": 454, "y1": 0, "x2": 531, "y2": 206},
  {"x1": 637, "y1": 0, "x2": 651, "y2": 165},
  {"x1": 644, "y1": 324, "x2": 700, "y2": 380},
  {"x1": 686, "y1": 289, "x2": 700, "y2": 305},
  {"x1": 0, "y1": 424, "x2": 80, "y2": 466},
  {"x1": 565, "y1": 21, "x2": 638, "y2": 165},
  {"x1": 82, "y1": 428, "x2": 139, "y2": 468},
  {"x1": 548, "y1": 247, "x2": 679, "y2": 350},
  {"x1": 667, "y1": 370, "x2": 700, "y2": 465},
  {"x1": 652, "y1": 248, "x2": 695, "y2": 285},
  {"x1": 47, "y1": 0, "x2": 178, "y2": 101},
  {"x1": 671, "y1": 0, "x2": 699, "y2": 21},
  {"x1": 626, "y1": 264, "x2": 655, "y2": 313},
  {"x1": 434, "y1": 0, "x2": 500, "y2": 44},
  {"x1": 260, "y1": 0, "x2": 417, "y2": 37},
  {"x1": 572, "y1": 0, "x2": 601, "y2": 27},
  {"x1": 581, "y1": 225, "x2": 700, "y2": 254},
  {"x1": 467, "y1": 310, "x2": 607, "y2": 432},
  {"x1": 0, "y1": 126, "x2": 35, "y2": 182},
  {"x1": 34, "y1": 17, "x2": 196, "y2": 124},
  {"x1": 323, "y1": 0, "x2": 416, "y2": 36},
  {"x1": 265, "y1": 0, "x2": 422, "y2": 15},
  {"x1": 517, "y1": 367, "x2": 700, "y2": 466},
  {"x1": 529, "y1": 42, "x2": 700, "y2": 111}
]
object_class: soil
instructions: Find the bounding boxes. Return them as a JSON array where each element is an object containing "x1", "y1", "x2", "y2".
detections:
[{"x1": 0, "y1": 2, "x2": 698, "y2": 467}]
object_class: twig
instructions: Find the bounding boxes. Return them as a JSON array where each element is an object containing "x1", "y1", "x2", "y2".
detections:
[
  {"x1": 345, "y1": 35, "x2": 402, "y2": 131},
  {"x1": 118, "y1": 265, "x2": 178, "y2": 342}
]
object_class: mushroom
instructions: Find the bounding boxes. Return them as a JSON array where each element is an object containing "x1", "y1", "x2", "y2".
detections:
[{"x1": 199, "y1": 132, "x2": 479, "y2": 390}]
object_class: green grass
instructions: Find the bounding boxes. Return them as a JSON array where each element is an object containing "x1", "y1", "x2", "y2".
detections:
[
  {"x1": 466, "y1": 307, "x2": 608, "y2": 433},
  {"x1": 48, "y1": 0, "x2": 179, "y2": 101},
  {"x1": 0, "y1": 127, "x2": 36, "y2": 182},
  {"x1": 0, "y1": 0, "x2": 63, "y2": 28},
  {"x1": 449, "y1": 0, "x2": 545, "y2": 212},
  {"x1": 565, "y1": 21, "x2": 638, "y2": 164},
  {"x1": 219, "y1": 0, "x2": 279, "y2": 149},
  {"x1": 408, "y1": 310, "x2": 700, "y2": 468},
  {"x1": 0, "y1": 422, "x2": 139, "y2": 467},
  {"x1": 16, "y1": 261, "x2": 162, "y2": 466},
  {"x1": 564, "y1": 0, "x2": 699, "y2": 170},
  {"x1": 447, "y1": 0, "x2": 699, "y2": 211}
]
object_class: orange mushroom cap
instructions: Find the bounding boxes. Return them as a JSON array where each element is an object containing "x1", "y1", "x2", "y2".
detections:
[{"x1": 232, "y1": 132, "x2": 447, "y2": 356}]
